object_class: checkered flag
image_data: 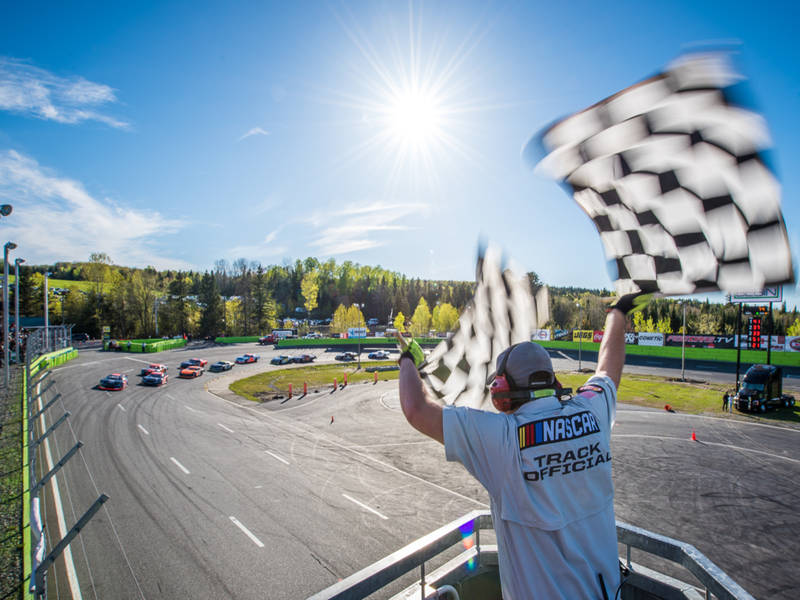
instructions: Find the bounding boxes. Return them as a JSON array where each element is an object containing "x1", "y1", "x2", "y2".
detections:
[
  {"x1": 527, "y1": 53, "x2": 794, "y2": 296},
  {"x1": 420, "y1": 245, "x2": 548, "y2": 409}
]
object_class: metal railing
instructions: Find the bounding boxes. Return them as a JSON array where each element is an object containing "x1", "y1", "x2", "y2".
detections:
[{"x1": 309, "y1": 510, "x2": 755, "y2": 600}]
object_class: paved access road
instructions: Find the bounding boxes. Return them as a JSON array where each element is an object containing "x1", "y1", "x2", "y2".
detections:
[{"x1": 35, "y1": 342, "x2": 799, "y2": 599}]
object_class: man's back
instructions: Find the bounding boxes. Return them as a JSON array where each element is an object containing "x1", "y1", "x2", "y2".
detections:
[{"x1": 443, "y1": 375, "x2": 619, "y2": 599}]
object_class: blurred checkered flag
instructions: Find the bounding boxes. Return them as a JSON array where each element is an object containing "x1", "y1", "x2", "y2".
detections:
[
  {"x1": 420, "y1": 245, "x2": 549, "y2": 409},
  {"x1": 526, "y1": 53, "x2": 794, "y2": 296}
]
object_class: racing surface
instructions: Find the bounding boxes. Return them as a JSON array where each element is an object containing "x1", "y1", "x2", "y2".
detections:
[{"x1": 35, "y1": 342, "x2": 800, "y2": 599}]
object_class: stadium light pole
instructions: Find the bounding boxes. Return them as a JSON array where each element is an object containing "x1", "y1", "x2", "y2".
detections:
[
  {"x1": 14, "y1": 258, "x2": 24, "y2": 365},
  {"x1": 3, "y1": 242, "x2": 16, "y2": 386},
  {"x1": 576, "y1": 301, "x2": 582, "y2": 372}
]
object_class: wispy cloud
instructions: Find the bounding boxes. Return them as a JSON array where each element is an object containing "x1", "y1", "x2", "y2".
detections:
[
  {"x1": 226, "y1": 226, "x2": 286, "y2": 262},
  {"x1": 0, "y1": 57, "x2": 129, "y2": 129},
  {"x1": 0, "y1": 150, "x2": 190, "y2": 269},
  {"x1": 238, "y1": 127, "x2": 270, "y2": 141},
  {"x1": 308, "y1": 201, "x2": 427, "y2": 256}
]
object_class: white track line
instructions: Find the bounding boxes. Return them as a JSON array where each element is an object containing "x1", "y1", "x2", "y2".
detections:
[
  {"x1": 35, "y1": 382, "x2": 83, "y2": 600},
  {"x1": 229, "y1": 516, "x2": 264, "y2": 547},
  {"x1": 205, "y1": 387, "x2": 487, "y2": 509},
  {"x1": 342, "y1": 494, "x2": 388, "y2": 520},
  {"x1": 218, "y1": 423, "x2": 234, "y2": 433},
  {"x1": 166, "y1": 394, "x2": 175, "y2": 400},
  {"x1": 264, "y1": 450, "x2": 289, "y2": 465},
  {"x1": 169, "y1": 457, "x2": 190, "y2": 474},
  {"x1": 137, "y1": 424, "x2": 149, "y2": 435},
  {"x1": 184, "y1": 404, "x2": 198, "y2": 412},
  {"x1": 117, "y1": 404, "x2": 126, "y2": 412},
  {"x1": 613, "y1": 433, "x2": 800, "y2": 465},
  {"x1": 615, "y1": 408, "x2": 800, "y2": 433},
  {"x1": 124, "y1": 356, "x2": 154, "y2": 365}
]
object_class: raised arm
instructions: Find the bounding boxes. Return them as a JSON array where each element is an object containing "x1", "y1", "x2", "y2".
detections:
[
  {"x1": 595, "y1": 308, "x2": 627, "y2": 389},
  {"x1": 398, "y1": 355, "x2": 444, "y2": 444}
]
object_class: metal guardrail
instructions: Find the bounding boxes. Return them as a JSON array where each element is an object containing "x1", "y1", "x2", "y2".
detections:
[
  {"x1": 309, "y1": 510, "x2": 755, "y2": 600},
  {"x1": 616, "y1": 521, "x2": 755, "y2": 600}
]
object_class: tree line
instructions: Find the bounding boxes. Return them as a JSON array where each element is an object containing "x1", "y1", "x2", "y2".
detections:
[{"x1": 13, "y1": 253, "x2": 800, "y2": 339}]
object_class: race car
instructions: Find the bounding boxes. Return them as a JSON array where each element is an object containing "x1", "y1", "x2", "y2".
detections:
[
  {"x1": 209, "y1": 360, "x2": 234, "y2": 372},
  {"x1": 335, "y1": 352, "x2": 358, "y2": 361},
  {"x1": 367, "y1": 350, "x2": 391, "y2": 360},
  {"x1": 141, "y1": 363, "x2": 167, "y2": 376},
  {"x1": 142, "y1": 371, "x2": 168, "y2": 386},
  {"x1": 235, "y1": 353, "x2": 260, "y2": 364},
  {"x1": 178, "y1": 365, "x2": 204, "y2": 378},
  {"x1": 98, "y1": 373, "x2": 128, "y2": 391},
  {"x1": 270, "y1": 355, "x2": 292, "y2": 365},
  {"x1": 180, "y1": 358, "x2": 208, "y2": 369},
  {"x1": 291, "y1": 354, "x2": 316, "y2": 363}
]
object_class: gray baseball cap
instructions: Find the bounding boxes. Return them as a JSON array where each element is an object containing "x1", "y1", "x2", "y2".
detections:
[{"x1": 490, "y1": 342, "x2": 554, "y2": 388}]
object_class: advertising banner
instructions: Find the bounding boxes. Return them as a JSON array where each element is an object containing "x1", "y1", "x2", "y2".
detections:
[
  {"x1": 624, "y1": 332, "x2": 637, "y2": 345},
  {"x1": 554, "y1": 329, "x2": 570, "y2": 340},
  {"x1": 347, "y1": 327, "x2": 367, "y2": 339},
  {"x1": 532, "y1": 329, "x2": 551, "y2": 341},
  {"x1": 572, "y1": 329, "x2": 593, "y2": 342},
  {"x1": 637, "y1": 332, "x2": 664, "y2": 346},
  {"x1": 787, "y1": 336, "x2": 800, "y2": 352},
  {"x1": 665, "y1": 334, "x2": 735, "y2": 349},
  {"x1": 593, "y1": 330, "x2": 604, "y2": 343}
]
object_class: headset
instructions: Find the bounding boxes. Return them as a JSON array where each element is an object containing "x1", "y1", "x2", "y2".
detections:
[{"x1": 490, "y1": 343, "x2": 559, "y2": 413}]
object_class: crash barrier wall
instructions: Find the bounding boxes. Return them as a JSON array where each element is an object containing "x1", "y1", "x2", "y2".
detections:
[
  {"x1": 22, "y1": 347, "x2": 79, "y2": 598},
  {"x1": 215, "y1": 336, "x2": 261, "y2": 344},
  {"x1": 103, "y1": 338, "x2": 187, "y2": 352},
  {"x1": 309, "y1": 510, "x2": 755, "y2": 600}
]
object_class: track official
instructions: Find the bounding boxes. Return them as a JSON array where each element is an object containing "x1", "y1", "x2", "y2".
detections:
[{"x1": 397, "y1": 293, "x2": 648, "y2": 599}]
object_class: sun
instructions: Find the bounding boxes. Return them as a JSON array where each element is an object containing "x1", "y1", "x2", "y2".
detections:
[
  {"x1": 326, "y1": 3, "x2": 489, "y2": 187},
  {"x1": 386, "y1": 89, "x2": 443, "y2": 148}
]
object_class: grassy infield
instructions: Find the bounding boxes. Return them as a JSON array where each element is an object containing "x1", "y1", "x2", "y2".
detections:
[{"x1": 230, "y1": 360, "x2": 800, "y2": 424}]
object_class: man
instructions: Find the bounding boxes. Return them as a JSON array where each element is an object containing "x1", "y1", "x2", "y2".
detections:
[{"x1": 397, "y1": 293, "x2": 646, "y2": 600}]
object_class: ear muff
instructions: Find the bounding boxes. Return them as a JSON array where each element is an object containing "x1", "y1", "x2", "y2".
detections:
[
  {"x1": 491, "y1": 375, "x2": 514, "y2": 412},
  {"x1": 491, "y1": 344, "x2": 521, "y2": 412}
]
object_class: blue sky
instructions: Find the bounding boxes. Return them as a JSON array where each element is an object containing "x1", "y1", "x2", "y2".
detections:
[{"x1": 1, "y1": 1, "x2": 798, "y2": 307}]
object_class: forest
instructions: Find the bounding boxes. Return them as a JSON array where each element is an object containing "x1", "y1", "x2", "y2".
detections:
[{"x1": 13, "y1": 252, "x2": 800, "y2": 339}]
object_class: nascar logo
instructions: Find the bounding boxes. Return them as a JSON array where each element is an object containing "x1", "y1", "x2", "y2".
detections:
[{"x1": 518, "y1": 411, "x2": 601, "y2": 450}]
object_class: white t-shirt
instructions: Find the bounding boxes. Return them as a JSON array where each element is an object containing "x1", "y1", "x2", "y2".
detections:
[{"x1": 443, "y1": 375, "x2": 620, "y2": 600}]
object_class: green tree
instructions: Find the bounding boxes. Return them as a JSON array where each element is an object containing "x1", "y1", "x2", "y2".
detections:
[
  {"x1": 393, "y1": 311, "x2": 406, "y2": 333},
  {"x1": 301, "y1": 271, "x2": 319, "y2": 315},
  {"x1": 345, "y1": 305, "x2": 366, "y2": 330},
  {"x1": 432, "y1": 302, "x2": 459, "y2": 332},
  {"x1": 331, "y1": 304, "x2": 348, "y2": 334},
  {"x1": 410, "y1": 297, "x2": 432, "y2": 336},
  {"x1": 198, "y1": 273, "x2": 224, "y2": 337},
  {"x1": 787, "y1": 317, "x2": 800, "y2": 336}
]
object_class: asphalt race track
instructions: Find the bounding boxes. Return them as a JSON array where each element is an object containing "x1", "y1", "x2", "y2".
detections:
[{"x1": 33, "y1": 342, "x2": 800, "y2": 599}]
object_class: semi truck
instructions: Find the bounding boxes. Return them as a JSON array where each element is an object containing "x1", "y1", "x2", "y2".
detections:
[{"x1": 734, "y1": 364, "x2": 796, "y2": 413}]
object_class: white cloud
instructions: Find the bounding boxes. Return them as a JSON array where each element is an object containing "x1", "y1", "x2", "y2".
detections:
[
  {"x1": 0, "y1": 150, "x2": 191, "y2": 269},
  {"x1": 238, "y1": 127, "x2": 270, "y2": 141},
  {"x1": 0, "y1": 57, "x2": 129, "y2": 129},
  {"x1": 308, "y1": 201, "x2": 427, "y2": 256},
  {"x1": 226, "y1": 227, "x2": 286, "y2": 262}
]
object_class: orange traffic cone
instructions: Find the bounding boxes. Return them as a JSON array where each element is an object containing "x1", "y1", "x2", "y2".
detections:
[{"x1": 691, "y1": 429, "x2": 697, "y2": 441}]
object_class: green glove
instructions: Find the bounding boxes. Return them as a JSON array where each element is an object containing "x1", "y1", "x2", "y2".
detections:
[
  {"x1": 395, "y1": 333, "x2": 425, "y2": 368},
  {"x1": 608, "y1": 292, "x2": 652, "y2": 315}
]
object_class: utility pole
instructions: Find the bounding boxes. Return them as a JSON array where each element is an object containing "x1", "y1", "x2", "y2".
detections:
[{"x1": 681, "y1": 301, "x2": 686, "y2": 381}]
